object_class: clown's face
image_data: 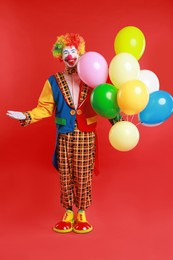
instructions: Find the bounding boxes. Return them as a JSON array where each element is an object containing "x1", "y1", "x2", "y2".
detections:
[{"x1": 62, "y1": 46, "x2": 79, "y2": 68}]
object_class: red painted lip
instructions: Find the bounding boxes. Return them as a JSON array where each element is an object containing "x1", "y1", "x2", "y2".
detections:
[{"x1": 65, "y1": 58, "x2": 77, "y2": 65}]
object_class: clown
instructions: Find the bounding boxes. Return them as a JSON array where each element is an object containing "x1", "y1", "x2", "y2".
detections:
[{"x1": 7, "y1": 33, "x2": 98, "y2": 234}]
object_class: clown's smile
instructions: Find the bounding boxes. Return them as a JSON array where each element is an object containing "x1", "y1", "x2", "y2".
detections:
[{"x1": 62, "y1": 46, "x2": 79, "y2": 68}]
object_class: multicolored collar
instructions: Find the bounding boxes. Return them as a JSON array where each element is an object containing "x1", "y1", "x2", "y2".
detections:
[{"x1": 64, "y1": 66, "x2": 77, "y2": 75}]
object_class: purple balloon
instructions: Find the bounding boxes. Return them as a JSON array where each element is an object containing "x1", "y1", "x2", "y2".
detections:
[{"x1": 77, "y1": 52, "x2": 108, "y2": 88}]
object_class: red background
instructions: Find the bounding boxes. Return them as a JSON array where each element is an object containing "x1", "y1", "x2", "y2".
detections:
[{"x1": 1, "y1": 0, "x2": 173, "y2": 259}]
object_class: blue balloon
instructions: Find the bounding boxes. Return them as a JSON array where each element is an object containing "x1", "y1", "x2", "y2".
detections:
[{"x1": 139, "y1": 90, "x2": 173, "y2": 124}]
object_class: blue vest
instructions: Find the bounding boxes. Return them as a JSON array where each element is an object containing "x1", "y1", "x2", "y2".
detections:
[{"x1": 48, "y1": 75, "x2": 76, "y2": 133}]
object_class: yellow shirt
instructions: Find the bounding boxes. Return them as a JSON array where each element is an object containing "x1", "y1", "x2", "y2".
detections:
[
  {"x1": 28, "y1": 72, "x2": 80, "y2": 124},
  {"x1": 28, "y1": 80, "x2": 55, "y2": 123}
]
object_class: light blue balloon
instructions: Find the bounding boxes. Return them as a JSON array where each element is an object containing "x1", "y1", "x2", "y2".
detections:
[{"x1": 139, "y1": 90, "x2": 173, "y2": 124}]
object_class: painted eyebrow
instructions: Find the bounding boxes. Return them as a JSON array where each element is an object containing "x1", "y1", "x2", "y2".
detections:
[{"x1": 63, "y1": 48, "x2": 76, "y2": 54}]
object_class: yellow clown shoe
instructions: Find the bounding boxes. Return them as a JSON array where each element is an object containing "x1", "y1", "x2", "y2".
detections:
[
  {"x1": 73, "y1": 210, "x2": 93, "y2": 234},
  {"x1": 53, "y1": 210, "x2": 74, "y2": 233}
]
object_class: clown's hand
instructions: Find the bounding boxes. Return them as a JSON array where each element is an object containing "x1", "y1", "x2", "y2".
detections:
[{"x1": 6, "y1": 110, "x2": 26, "y2": 120}]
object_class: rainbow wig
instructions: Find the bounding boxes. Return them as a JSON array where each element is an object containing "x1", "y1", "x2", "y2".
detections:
[{"x1": 52, "y1": 33, "x2": 85, "y2": 60}]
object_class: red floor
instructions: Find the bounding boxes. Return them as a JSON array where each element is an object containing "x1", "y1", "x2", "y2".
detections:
[
  {"x1": 2, "y1": 212, "x2": 172, "y2": 260},
  {"x1": 1, "y1": 144, "x2": 173, "y2": 260}
]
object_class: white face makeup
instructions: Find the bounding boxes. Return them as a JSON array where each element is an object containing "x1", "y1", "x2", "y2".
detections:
[{"x1": 62, "y1": 46, "x2": 79, "y2": 68}]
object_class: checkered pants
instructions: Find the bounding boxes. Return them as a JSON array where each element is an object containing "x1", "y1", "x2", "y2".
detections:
[{"x1": 57, "y1": 127, "x2": 96, "y2": 210}]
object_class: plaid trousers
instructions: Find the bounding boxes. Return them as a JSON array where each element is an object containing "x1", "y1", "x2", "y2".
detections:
[{"x1": 57, "y1": 127, "x2": 96, "y2": 210}]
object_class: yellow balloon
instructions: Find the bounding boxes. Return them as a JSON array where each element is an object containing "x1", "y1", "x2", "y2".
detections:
[
  {"x1": 109, "y1": 121, "x2": 140, "y2": 151},
  {"x1": 114, "y1": 26, "x2": 146, "y2": 60},
  {"x1": 117, "y1": 80, "x2": 149, "y2": 115},
  {"x1": 109, "y1": 53, "x2": 140, "y2": 88}
]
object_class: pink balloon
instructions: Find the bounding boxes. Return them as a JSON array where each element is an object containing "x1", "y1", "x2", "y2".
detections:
[{"x1": 77, "y1": 52, "x2": 108, "y2": 88}]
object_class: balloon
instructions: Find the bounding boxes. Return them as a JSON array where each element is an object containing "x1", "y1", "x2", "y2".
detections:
[
  {"x1": 77, "y1": 51, "x2": 108, "y2": 87},
  {"x1": 117, "y1": 80, "x2": 149, "y2": 115},
  {"x1": 138, "y1": 69, "x2": 160, "y2": 93},
  {"x1": 114, "y1": 26, "x2": 146, "y2": 60},
  {"x1": 109, "y1": 53, "x2": 140, "y2": 88},
  {"x1": 90, "y1": 83, "x2": 119, "y2": 119},
  {"x1": 109, "y1": 121, "x2": 140, "y2": 151},
  {"x1": 139, "y1": 90, "x2": 173, "y2": 124}
]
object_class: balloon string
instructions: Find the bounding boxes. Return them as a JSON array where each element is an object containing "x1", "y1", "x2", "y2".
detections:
[
  {"x1": 136, "y1": 122, "x2": 141, "y2": 126},
  {"x1": 131, "y1": 115, "x2": 134, "y2": 122}
]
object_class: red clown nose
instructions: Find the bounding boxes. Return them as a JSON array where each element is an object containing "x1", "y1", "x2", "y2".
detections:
[{"x1": 66, "y1": 54, "x2": 73, "y2": 60}]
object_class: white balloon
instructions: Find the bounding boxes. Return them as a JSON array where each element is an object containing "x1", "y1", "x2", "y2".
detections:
[
  {"x1": 109, "y1": 53, "x2": 140, "y2": 88},
  {"x1": 138, "y1": 69, "x2": 159, "y2": 93},
  {"x1": 141, "y1": 122, "x2": 162, "y2": 127}
]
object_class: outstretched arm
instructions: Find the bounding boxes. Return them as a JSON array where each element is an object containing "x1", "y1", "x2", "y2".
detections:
[{"x1": 6, "y1": 79, "x2": 55, "y2": 126}]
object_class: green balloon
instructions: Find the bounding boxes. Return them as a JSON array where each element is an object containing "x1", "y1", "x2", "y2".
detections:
[{"x1": 90, "y1": 83, "x2": 120, "y2": 119}]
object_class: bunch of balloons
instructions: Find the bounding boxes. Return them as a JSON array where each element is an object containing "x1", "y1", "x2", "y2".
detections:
[{"x1": 77, "y1": 26, "x2": 173, "y2": 152}]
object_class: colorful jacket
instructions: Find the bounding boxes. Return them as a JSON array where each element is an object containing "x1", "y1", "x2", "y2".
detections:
[{"x1": 23, "y1": 72, "x2": 98, "y2": 173}]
